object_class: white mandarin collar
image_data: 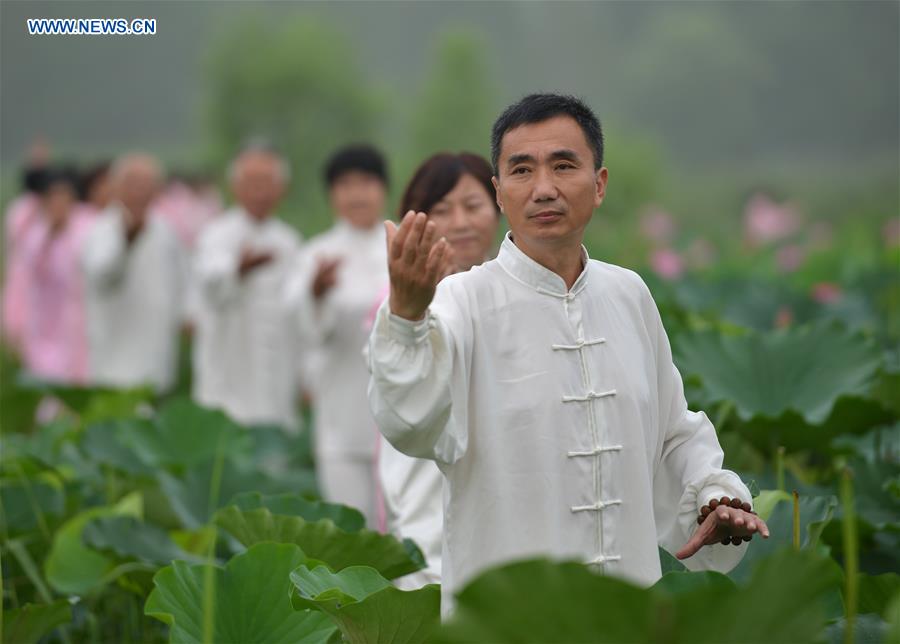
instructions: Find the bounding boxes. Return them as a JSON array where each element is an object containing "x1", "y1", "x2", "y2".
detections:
[
  {"x1": 234, "y1": 206, "x2": 274, "y2": 229},
  {"x1": 496, "y1": 231, "x2": 590, "y2": 298},
  {"x1": 335, "y1": 218, "x2": 386, "y2": 245}
]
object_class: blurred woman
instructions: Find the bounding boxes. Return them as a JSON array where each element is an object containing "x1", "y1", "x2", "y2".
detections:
[
  {"x1": 373, "y1": 152, "x2": 502, "y2": 588},
  {"x1": 16, "y1": 166, "x2": 93, "y2": 383},
  {"x1": 2, "y1": 165, "x2": 47, "y2": 353},
  {"x1": 77, "y1": 161, "x2": 113, "y2": 217},
  {"x1": 284, "y1": 144, "x2": 390, "y2": 526}
]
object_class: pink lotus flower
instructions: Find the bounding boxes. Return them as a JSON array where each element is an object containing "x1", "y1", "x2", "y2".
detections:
[
  {"x1": 650, "y1": 248, "x2": 685, "y2": 281},
  {"x1": 743, "y1": 193, "x2": 801, "y2": 246},
  {"x1": 639, "y1": 207, "x2": 676, "y2": 244},
  {"x1": 811, "y1": 282, "x2": 842, "y2": 305},
  {"x1": 776, "y1": 244, "x2": 805, "y2": 273},
  {"x1": 775, "y1": 306, "x2": 794, "y2": 329}
]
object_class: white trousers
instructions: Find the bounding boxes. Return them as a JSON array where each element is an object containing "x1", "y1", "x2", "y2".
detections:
[{"x1": 317, "y1": 453, "x2": 377, "y2": 529}]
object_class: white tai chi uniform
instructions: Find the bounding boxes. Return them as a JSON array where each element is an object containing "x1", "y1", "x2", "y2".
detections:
[
  {"x1": 368, "y1": 232, "x2": 751, "y2": 613},
  {"x1": 284, "y1": 220, "x2": 388, "y2": 525},
  {"x1": 192, "y1": 207, "x2": 302, "y2": 429},
  {"x1": 82, "y1": 205, "x2": 184, "y2": 391},
  {"x1": 378, "y1": 438, "x2": 443, "y2": 588}
]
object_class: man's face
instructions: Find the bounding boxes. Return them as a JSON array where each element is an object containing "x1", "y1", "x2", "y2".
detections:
[
  {"x1": 232, "y1": 153, "x2": 286, "y2": 221},
  {"x1": 329, "y1": 170, "x2": 386, "y2": 229},
  {"x1": 492, "y1": 115, "x2": 607, "y2": 254},
  {"x1": 117, "y1": 163, "x2": 161, "y2": 220}
]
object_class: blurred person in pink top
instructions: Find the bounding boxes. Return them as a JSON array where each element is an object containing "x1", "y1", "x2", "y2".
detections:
[
  {"x1": 155, "y1": 171, "x2": 223, "y2": 251},
  {"x1": 15, "y1": 166, "x2": 92, "y2": 383},
  {"x1": 2, "y1": 141, "x2": 53, "y2": 353}
]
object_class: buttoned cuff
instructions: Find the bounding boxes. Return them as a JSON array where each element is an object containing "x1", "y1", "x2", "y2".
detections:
[{"x1": 387, "y1": 310, "x2": 432, "y2": 345}]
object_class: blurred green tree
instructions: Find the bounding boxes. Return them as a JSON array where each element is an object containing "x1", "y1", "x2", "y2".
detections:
[
  {"x1": 203, "y1": 14, "x2": 382, "y2": 234},
  {"x1": 404, "y1": 29, "x2": 496, "y2": 176}
]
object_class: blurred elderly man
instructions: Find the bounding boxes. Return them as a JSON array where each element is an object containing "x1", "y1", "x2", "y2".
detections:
[
  {"x1": 81, "y1": 153, "x2": 185, "y2": 391},
  {"x1": 192, "y1": 144, "x2": 302, "y2": 429}
]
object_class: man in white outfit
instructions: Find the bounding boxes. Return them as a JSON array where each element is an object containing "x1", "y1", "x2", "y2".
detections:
[
  {"x1": 284, "y1": 145, "x2": 390, "y2": 526},
  {"x1": 192, "y1": 144, "x2": 301, "y2": 429},
  {"x1": 367, "y1": 94, "x2": 769, "y2": 614},
  {"x1": 82, "y1": 153, "x2": 184, "y2": 392}
]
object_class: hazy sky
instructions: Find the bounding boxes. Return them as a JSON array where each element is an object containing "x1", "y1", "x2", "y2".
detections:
[{"x1": 2, "y1": 1, "x2": 898, "y2": 174}]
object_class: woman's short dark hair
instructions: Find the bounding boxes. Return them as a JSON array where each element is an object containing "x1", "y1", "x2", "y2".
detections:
[
  {"x1": 34, "y1": 164, "x2": 79, "y2": 196},
  {"x1": 323, "y1": 144, "x2": 389, "y2": 188},
  {"x1": 399, "y1": 152, "x2": 499, "y2": 219},
  {"x1": 490, "y1": 93, "x2": 604, "y2": 174},
  {"x1": 78, "y1": 161, "x2": 111, "y2": 201}
]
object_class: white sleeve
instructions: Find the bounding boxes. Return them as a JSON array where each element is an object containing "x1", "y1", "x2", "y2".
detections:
[
  {"x1": 646, "y1": 281, "x2": 751, "y2": 573},
  {"x1": 366, "y1": 290, "x2": 469, "y2": 466},
  {"x1": 168, "y1": 230, "x2": 189, "y2": 325},
  {"x1": 81, "y1": 217, "x2": 129, "y2": 291},
  {"x1": 283, "y1": 249, "x2": 338, "y2": 347},
  {"x1": 193, "y1": 227, "x2": 241, "y2": 310}
]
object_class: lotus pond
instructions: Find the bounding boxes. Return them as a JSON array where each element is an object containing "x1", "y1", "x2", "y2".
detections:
[{"x1": 2, "y1": 214, "x2": 899, "y2": 643}]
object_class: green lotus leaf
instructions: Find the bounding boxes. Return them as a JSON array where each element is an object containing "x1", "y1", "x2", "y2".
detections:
[
  {"x1": 872, "y1": 365, "x2": 900, "y2": 417},
  {"x1": 857, "y1": 573, "x2": 900, "y2": 617},
  {"x1": 822, "y1": 458, "x2": 900, "y2": 574},
  {"x1": 80, "y1": 419, "x2": 157, "y2": 476},
  {"x1": 751, "y1": 489, "x2": 793, "y2": 521},
  {"x1": 436, "y1": 548, "x2": 840, "y2": 643},
  {"x1": 13, "y1": 376, "x2": 116, "y2": 414},
  {"x1": 823, "y1": 614, "x2": 889, "y2": 644},
  {"x1": 14, "y1": 376, "x2": 152, "y2": 421},
  {"x1": 744, "y1": 397, "x2": 897, "y2": 453},
  {"x1": 652, "y1": 570, "x2": 735, "y2": 596},
  {"x1": 728, "y1": 493, "x2": 838, "y2": 585},
  {"x1": 831, "y1": 423, "x2": 900, "y2": 464},
  {"x1": 0, "y1": 477, "x2": 65, "y2": 536},
  {"x1": 214, "y1": 506, "x2": 425, "y2": 579},
  {"x1": 885, "y1": 590, "x2": 900, "y2": 643},
  {"x1": 0, "y1": 383, "x2": 42, "y2": 434},
  {"x1": 658, "y1": 547, "x2": 687, "y2": 574},
  {"x1": 682, "y1": 548, "x2": 842, "y2": 642},
  {"x1": 82, "y1": 515, "x2": 203, "y2": 565},
  {"x1": 290, "y1": 564, "x2": 440, "y2": 644},
  {"x1": 673, "y1": 322, "x2": 885, "y2": 426},
  {"x1": 145, "y1": 542, "x2": 335, "y2": 644},
  {"x1": 435, "y1": 558, "x2": 656, "y2": 643},
  {"x1": 117, "y1": 398, "x2": 251, "y2": 469},
  {"x1": 229, "y1": 492, "x2": 365, "y2": 533},
  {"x1": 157, "y1": 459, "x2": 317, "y2": 529},
  {"x1": 44, "y1": 492, "x2": 143, "y2": 595},
  {"x1": 1, "y1": 600, "x2": 71, "y2": 644}
]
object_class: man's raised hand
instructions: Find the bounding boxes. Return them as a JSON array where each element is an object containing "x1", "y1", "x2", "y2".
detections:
[
  {"x1": 675, "y1": 503, "x2": 770, "y2": 560},
  {"x1": 386, "y1": 211, "x2": 454, "y2": 321}
]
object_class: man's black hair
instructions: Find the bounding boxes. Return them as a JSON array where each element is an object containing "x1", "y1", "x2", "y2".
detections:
[
  {"x1": 490, "y1": 93, "x2": 604, "y2": 174},
  {"x1": 323, "y1": 144, "x2": 389, "y2": 188}
]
